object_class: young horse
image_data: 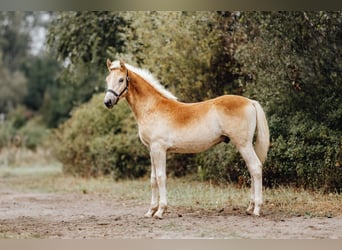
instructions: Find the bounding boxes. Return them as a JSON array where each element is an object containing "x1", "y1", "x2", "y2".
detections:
[{"x1": 104, "y1": 59, "x2": 270, "y2": 218}]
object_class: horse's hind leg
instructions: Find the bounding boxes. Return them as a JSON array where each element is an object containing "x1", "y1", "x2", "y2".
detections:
[{"x1": 237, "y1": 143, "x2": 263, "y2": 216}]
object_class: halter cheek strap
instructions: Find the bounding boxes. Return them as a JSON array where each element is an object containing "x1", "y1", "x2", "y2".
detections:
[{"x1": 106, "y1": 70, "x2": 130, "y2": 104}]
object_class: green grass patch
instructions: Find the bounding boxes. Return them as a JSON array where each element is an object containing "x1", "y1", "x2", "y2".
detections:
[{"x1": 0, "y1": 164, "x2": 341, "y2": 217}]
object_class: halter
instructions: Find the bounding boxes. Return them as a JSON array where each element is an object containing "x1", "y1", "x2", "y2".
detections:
[{"x1": 106, "y1": 70, "x2": 130, "y2": 104}]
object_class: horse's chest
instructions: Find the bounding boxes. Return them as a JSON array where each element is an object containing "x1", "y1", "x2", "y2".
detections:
[
  {"x1": 137, "y1": 121, "x2": 174, "y2": 148},
  {"x1": 138, "y1": 128, "x2": 150, "y2": 147},
  {"x1": 137, "y1": 124, "x2": 163, "y2": 147}
]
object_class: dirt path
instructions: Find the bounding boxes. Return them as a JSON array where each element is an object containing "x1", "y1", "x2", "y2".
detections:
[{"x1": 0, "y1": 186, "x2": 341, "y2": 239}]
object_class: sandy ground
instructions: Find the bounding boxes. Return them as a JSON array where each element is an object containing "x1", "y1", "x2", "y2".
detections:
[{"x1": 0, "y1": 185, "x2": 341, "y2": 239}]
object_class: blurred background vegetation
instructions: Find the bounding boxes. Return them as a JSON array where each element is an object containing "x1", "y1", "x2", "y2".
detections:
[{"x1": 0, "y1": 11, "x2": 341, "y2": 192}]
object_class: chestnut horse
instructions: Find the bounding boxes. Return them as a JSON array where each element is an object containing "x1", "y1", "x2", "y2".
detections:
[{"x1": 104, "y1": 59, "x2": 270, "y2": 218}]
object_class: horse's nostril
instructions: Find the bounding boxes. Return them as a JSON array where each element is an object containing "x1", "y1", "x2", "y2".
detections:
[{"x1": 104, "y1": 99, "x2": 112, "y2": 108}]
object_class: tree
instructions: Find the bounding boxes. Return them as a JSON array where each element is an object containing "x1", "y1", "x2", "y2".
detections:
[
  {"x1": 0, "y1": 52, "x2": 27, "y2": 114},
  {"x1": 44, "y1": 11, "x2": 129, "y2": 127},
  {"x1": 0, "y1": 12, "x2": 31, "y2": 72},
  {"x1": 120, "y1": 11, "x2": 243, "y2": 102},
  {"x1": 0, "y1": 12, "x2": 31, "y2": 113},
  {"x1": 47, "y1": 11, "x2": 126, "y2": 67},
  {"x1": 0, "y1": 12, "x2": 53, "y2": 115},
  {"x1": 21, "y1": 55, "x2": 61, "y2": 112}
]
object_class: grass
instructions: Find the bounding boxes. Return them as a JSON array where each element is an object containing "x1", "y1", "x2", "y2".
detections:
[{"x1": 0, "y1": 163, "x2": 341, "y2": 218}]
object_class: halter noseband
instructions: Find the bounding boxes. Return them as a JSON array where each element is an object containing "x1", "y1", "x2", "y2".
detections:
[{"x1": 106, "y1": 70, "x2": 130, "y2": 104}]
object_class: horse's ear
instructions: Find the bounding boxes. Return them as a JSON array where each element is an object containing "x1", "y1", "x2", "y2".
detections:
[
  {"x1": 106, "y1": 59, "x2": 112, "y2": 71},
  {"x1": 119, "y1": 59, "x2": 126, "y2": 70}
]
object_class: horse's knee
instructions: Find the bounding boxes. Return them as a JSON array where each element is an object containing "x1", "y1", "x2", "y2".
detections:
[
  {"x1": 248, "y1": 164, "x2": 262, "y2": 179},
  {"x1": 151, "y1": 175, "x2": 158, "y2": 188},
  {"x1": 156, "y1": 174, "x2": 166, "y2": 185}
]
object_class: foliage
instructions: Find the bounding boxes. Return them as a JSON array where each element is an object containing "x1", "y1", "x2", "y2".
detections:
[
  {"x1": 0, "y1": 12, "x2": 31, "y2": 72},
  {"x1": 2, "y1": 11, "x2": 339, "y2": 192},
  {"x1": 17, "y1": 117, "x2": 50, "y2": 150},
  {"x1": 0, "y1": 12, "x2": 32, "y2": 114},
  {"x1": 264, "y1": 118, "x2": 341, "y2": 191},
  {"x1": 0, "y1": 11, "x2": 68, "y2": 132},
  {"x1": 0, "y1": 119, "x2": 16, "y2": 149},
  {"x1": 120, "y1": 11, "x2": 243, "y2": 102},
  {"x1": 0, "y1": 57, "x2": 27, "y2": 114},
  {"x1": 226, "y1": 11, "x2": 342, "y2": 191},
  {"x1": 52, "y1": 94, "x2": 149, "y2": 179},
  {"x1": 48, "y1": 11, "x2": 126, "y2": 67},
  {"x1": 44, "y1": 11, "x2": 130, "y2": 127},
  {"x1": 39, "y1": 62, "x2": 100, "y2": 128},
  {"x1": 0, "y1": 108, "x2": 49, "y2": 151},
  {"x1": 21, "y1": 55, "x2": 62, "y2": 112},
  {"x1": 49, "y1": 11, "x2": 341, "y2": 192},
  {"x1": 195, "y1": 143, "x2": 245, "y2": 184}
]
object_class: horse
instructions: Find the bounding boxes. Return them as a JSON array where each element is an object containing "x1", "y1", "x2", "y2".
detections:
[{"x1": 104, "y1": 59, "x2": 270, "y2": 218}]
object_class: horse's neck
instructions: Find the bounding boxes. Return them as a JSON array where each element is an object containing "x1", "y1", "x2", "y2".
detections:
[{"x1": 125, "y1": 71, "x2": 166, "y2": 120}]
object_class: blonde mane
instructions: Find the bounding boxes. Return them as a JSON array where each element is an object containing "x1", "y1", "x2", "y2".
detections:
[{"x1": 110, "y1": 61, "x2": 177, "y2": 101}]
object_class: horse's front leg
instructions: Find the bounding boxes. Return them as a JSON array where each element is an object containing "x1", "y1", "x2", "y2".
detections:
[
  {"x1": 148, "y1": 144, "x2": 167, "y2": 219},
  {"x1": 144, "y1": 158, "x2": 159, "y2": 218}
]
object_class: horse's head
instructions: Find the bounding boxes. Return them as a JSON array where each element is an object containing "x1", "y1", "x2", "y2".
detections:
[{"x1": 104, "y1": 59, "x2": 129, "y2": 108}]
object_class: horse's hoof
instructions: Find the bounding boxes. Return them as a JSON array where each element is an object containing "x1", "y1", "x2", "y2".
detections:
[
  {"x1": 246, "y1": 210, "x2": 260, "y2": 216},
  {"x1": 246, "y1": 206, "x2": 254, "y2": 215},
  {"x1": 144, "y1": 213, "x2": 153, "y2": 218},
  {"x1": 246, "y1": 210, "x2": 253, "y2": 215},
  {"x1": 144, "y1": 209, "x2": 156, "y2": 218},
  {"x1": 153, "y1": 212, "x2": 163, "y2": 219},
  {"x1": 153, "y1": 209, "x2": 165, "y2": 219}
]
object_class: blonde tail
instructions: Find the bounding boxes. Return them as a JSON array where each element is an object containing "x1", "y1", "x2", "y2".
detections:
[{"x1": 251, "y1": 100, "x2": 270, "y2": 163}]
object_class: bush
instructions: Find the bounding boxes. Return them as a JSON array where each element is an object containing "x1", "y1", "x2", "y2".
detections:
[
  {"x1": 264, "y1": 114, "x2": 341, "y2": 192},
  {"x1": 194, "y1": 143, "x2": 247, "y2": 185},
  {"x1": 17, "y1": 117, "x2": 49, "y2": 150},
  {"x1": 0, "y1": 119, "x2": 16, "y2": 149},
  {"x1": 191, "y1": 113, "x2": 342, "y2": 192},
  {"x1": 52, "y1": 94, "x2": 150, "y2": 179},
  {"x1": 0, "y1": 107, "x2": 49, "y2": 151}
]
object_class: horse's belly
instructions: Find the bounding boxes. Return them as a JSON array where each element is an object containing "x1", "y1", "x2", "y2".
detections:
[
  {"x1": 138, "y1": 116, "x2": 226, "y2": 153},
  {"x1": 168, "y1": 136, "x2": 224, "y2": 154}
]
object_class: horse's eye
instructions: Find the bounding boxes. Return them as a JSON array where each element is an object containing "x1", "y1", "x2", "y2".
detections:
[{"x1": 119, "y1": 78, "x2": 124, "y2": 83}]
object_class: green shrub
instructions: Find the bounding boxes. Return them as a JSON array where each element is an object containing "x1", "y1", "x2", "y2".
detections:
[
  {"x1": 17, "y1": 117, "x2": 49, "y2": 150},
  {"x1": 0, "y1": 108, "x2": 48, "y2": 151},
  {"x1": 52, "y1": 94, "x2": 149, "y2": 179},
  {"x1": 194, "y1": 143, "x2": 244, "y2": 184},
  {"x1": 192, "y1": 112, "x2": 341, "y2": 192},
  {"x1": 0, "y1": 120, "x2": 16, "y2": 148},
  {"x1": 264, "y1": 114, "x2": 341, "y2": 192}
]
